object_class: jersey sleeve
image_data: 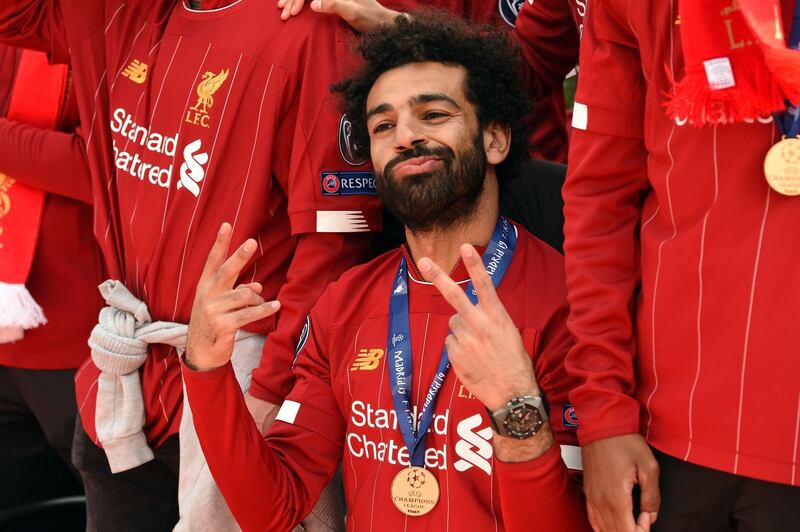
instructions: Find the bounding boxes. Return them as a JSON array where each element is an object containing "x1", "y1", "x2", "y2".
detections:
[
  {"x1": 0, "y1": 118, "x2": 91, "y2": 203},
  {"x1": 183, "y1": 292, "x2": 345, "y2": 531},
  {"x1": 274, "y1": 20, "x2": 382, "y2": 236},
  {"x1": 514, "y1": 0, "x2": 580, "y2": 99},
  {"x1": 0, "y1": 1, "x2": 70, "y2": 63},
  {"x1": 249, "y1": 231, "x2": 370, "y2": 404},
  {"x1": 562, "y1": 0, "x2": 649, "y2": 446}
]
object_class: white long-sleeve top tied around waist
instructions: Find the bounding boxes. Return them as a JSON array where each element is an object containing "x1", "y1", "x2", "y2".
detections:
[{"x1": 88, "y1": 280, "x2": 188, "y2": 473}]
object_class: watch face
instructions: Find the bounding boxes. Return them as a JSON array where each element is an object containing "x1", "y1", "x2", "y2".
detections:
[{"x1": 503, "y1": 404, "x2": 544, "y2": 439}]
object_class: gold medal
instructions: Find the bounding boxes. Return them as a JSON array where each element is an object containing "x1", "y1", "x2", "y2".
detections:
[
  {"x1": 764, "y1": 137, "x2": 800, "y2": 196},
  {"x1": 390, "y1": 466, "x2": 440, "y2": 517}
]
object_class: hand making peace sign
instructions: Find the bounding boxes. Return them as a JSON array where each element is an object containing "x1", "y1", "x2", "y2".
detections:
[
  {"x1": 186, "y1": 223, "x2": 281, "y2": 371},
  {"x1": 417, "y1": 243, "x2": 539, "y2": 413}
]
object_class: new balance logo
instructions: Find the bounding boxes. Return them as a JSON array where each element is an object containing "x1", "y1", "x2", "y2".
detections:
[
  {"x1": 122, "y1": 59, "x2": 148, "y2": 84},
  {"x1": 454, "y1": 414, "x2": 493, "y2": 475},
  {"x1": 177, "y1": 139, "x2": 209, "y2": 197},
  {"x1": 350, "y1": 349, "x2": 384, "y2": 371}
]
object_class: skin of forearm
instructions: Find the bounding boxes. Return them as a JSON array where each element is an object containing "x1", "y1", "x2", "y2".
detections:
[{"x1": 493, "y1": 424, "x2": 554, "y2": 463}]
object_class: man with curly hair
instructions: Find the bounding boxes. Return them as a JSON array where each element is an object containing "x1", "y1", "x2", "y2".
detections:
[{"x1": 182, "y1": 12, "x2": 604, "y2": 531}]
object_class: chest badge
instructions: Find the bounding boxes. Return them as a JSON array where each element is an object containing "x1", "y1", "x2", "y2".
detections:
[{"x1": 185, "y1": 68, "x2": 230, "y2": 128}]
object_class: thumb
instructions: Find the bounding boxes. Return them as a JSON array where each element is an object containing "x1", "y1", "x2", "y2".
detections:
[
  {"x1": 634, "y1": 511, "x2": 652, "y2": 532},
  {"x1": 638, "y1": 459, "x2": 661, "y2": 521}
]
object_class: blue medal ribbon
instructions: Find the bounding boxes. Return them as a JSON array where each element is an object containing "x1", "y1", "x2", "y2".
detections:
[
  {"x1": 774, "y1": 0, "x2": 800, "y2": 138},
  {"x1": 387, "y1": 217, "x2": 517, "y2": 467}
]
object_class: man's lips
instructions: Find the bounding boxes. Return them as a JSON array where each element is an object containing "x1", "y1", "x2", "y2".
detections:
[{"x1": 390, "y1": 156, "x2": 443, "y2": 177}]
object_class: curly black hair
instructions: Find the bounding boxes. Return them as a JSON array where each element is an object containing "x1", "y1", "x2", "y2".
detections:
[{"x1": 333, "y1": 9, "x2": 533, "y2": 179}]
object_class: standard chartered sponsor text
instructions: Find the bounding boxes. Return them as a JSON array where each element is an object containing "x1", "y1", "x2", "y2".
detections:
[
  {"x1": 348, "y1": 400, "x2": 449, "y2": 470},
  {"x1": 110, "y1": 107, "x2": 178, "y2": 188}
]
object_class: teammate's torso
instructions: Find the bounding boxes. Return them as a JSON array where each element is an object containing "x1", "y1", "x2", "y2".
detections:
[
  {"x1": 603, "y1": 0, "x2": 800, "y2": 484},
  {"x1": 65, "y1": 0, "x2": 378, "y2": 446},
  {"x1": 69, "y1": 0, "x2": 342, "y2": 321}
]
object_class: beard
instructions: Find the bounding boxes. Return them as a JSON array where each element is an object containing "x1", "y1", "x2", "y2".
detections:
[{"x1": 375, "y1": 133, "x2": 486, "y2": 235}]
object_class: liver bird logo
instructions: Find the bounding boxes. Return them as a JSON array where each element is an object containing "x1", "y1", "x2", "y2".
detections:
[
  {"x1": 190, "y1": 69, "x2": 230, "y2": 114},
  {"x1": 0, "y1": 173, "x2": 15, "y2": 219}
]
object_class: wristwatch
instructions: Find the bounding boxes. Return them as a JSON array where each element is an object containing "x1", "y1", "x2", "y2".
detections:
[{"x1": 489, "y1": 394, "x2": 549, "y2": 440}]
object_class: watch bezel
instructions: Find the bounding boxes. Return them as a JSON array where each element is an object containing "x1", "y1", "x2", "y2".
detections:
[{"x1": 490, "y1": 395, "x2": 549, "y2": 440}]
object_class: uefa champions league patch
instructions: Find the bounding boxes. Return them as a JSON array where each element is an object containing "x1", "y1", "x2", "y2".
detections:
[
  {"x1": 498, "y1": 0, "x2": 525, "y2": 27},
  {"x1": 562, "y1": 403, "x2": 579, "y2": 429},
  {"x1": 321, "y1": 171, "x2": 377, "y2": 196},
  {"x1": 292, "y1": 315, "x2": 311, "y2": 368},
  {"x1": 338, "y1": 114, "x2": 368, "y2": 166}
]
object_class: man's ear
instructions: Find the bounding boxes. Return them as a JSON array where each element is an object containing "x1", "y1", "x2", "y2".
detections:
[{"x1": 482, "y1": 121, "x2": 511, "y2": 166}]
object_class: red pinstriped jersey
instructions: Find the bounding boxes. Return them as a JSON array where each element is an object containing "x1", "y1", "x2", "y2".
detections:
[
  {"x1": 0, "y1": 0, "x2": 381, "y2": 446},
  {"x1": 184, "y1": 223, "x2": 590, "y2": 531},
  {"x1": 564, "y1": 0, "x2": 800, "y2": 486}
]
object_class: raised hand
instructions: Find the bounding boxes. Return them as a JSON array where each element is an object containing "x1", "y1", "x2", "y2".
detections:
[
  {"x1": 186, "y1": 223, "x2": 280, "y2": 371},
  {"x1": 418, "y1": 244, "x2": 538, "y2": 412}
]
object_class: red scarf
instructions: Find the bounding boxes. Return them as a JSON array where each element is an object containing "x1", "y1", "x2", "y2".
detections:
[
  {"x1": 0, "y1": 51, "x2": 68, "y2": 342},
  {"x1": 667, "y1": 0, "x2": 800, "y2": 125}
]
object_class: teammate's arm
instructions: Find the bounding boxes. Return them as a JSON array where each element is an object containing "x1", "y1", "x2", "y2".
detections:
[
  {"x1": 0, "y1": 118, "x2": 91, "y2": 203},
  {"x1": 562, "y1": 1, "x2": 659, "y2": 530},
  {"x1": 185, "y1": 227, "x2": 344, "y2": 530},
  {"x1": 0, "y1": 0, "x2": 69, "y2": 63},
  {"x1": 514, "y1": 0, "x2": 581, "y2": 99}
]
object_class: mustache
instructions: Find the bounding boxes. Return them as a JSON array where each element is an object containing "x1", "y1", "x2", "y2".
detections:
[{"x1": 382, "y1": 145, "x2": 455, "y2": 177}]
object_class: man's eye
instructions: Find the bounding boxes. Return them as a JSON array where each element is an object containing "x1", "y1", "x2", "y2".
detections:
[
  {"x1": 423, "y1": 111, "x2": 448, "y2": 120},
  {"x1": 373, "y1": 123, "x2": 393, "y2": 133}
]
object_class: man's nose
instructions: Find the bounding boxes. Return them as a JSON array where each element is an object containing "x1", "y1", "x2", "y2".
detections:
[{"x1": 393, "y1": 119, "x2": 426, "y2": 152}]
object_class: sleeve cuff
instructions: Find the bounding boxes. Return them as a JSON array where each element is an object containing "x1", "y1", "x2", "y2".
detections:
[
  {"x1": 494, "y1": 439, "x2": 564, "y2": 478},
  {"x1": 571, "y1": 100, "x2": 644, "y2": 139},
  {"x1": 570, "y1": 387, "x2": 642, "y2": 446},
  {"x1": 247, "y1": 378, "x2": 287, "y2": 406}
]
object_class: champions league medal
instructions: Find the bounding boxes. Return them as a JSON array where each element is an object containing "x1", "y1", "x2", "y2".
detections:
[
  {"x1": 766, "y1": 0, "x2": 800, "y2": 195},
  {"x1": 390, "y1": 466, "x2": 440, "y2": 517},
  {"x1": 764, "y1": 137, "x2": 800, "y2": 195},
  {"x1": 386, "y1": 217, "x2": 517, "y2": 517}
]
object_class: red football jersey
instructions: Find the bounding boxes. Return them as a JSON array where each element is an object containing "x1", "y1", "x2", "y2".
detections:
[
  {"x1": 0, "y1": 0, "x2": 381, "y2": 446},
  {"x1": 185, "y1": 224, "x2": 589, "y2": 531},
  {"x1": 0, "y1": 46, "x2": 105, "y2": 370},
  {"x1": 564, "y1": 0, "x2": 800, "y2": 485}
]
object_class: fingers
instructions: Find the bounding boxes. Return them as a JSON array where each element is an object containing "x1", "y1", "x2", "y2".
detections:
[
  {"x1": 592, "y1": 484, "x2": 635, "y2": 532},
  {"x1": 635, "y1": 512, "x2": 652, "y2": 532},
  {"x1": 227, "y1": 300, "x2": 281, "y2": 328},
  {"x1": 638, "y1": 457, "x2": 661, "y2": 522},
  {"x1": 236, "y1": 282, "x2": 263, "y2": 296},
  {"x1": 213, "y1": 238, "x2": 259, "y2": 290},
  {"x1": 290, "y1": 0, "x2": 305, "y2": 16},
  {"x1": 200, "y1": 223, "x2": 232, "y2": 286},
  {"x1": 459, "y1": 244, "x2": 503, "y2": 311},
  {"x1": 280, "y1": 0, "x2": 306, "y2": 19},
  {"x1": 212, "y1": 285, "x2": 266, "y2": 313},
  {"x1": 418, "y1": 257, "x2": 475, "y2": 316}
]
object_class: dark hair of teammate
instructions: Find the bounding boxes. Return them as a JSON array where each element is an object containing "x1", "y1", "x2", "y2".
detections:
[{"x1": 333, "y1": 10, "x2": 533, "y2": 179}]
